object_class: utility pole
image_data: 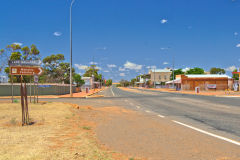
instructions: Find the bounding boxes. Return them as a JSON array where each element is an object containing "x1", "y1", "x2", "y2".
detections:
[
  {"x1": 154, "y1": 67, "x2": 156, "y2": 88},
  {"x1": 70, "y1": 0, "x2": 75, "y2": 97},
  {"x1": 172, "y1": 57, "x2": 175, "y2": 89},
  {"x1": 92, "y1": 56, "x2": 95, "y2": 90}
]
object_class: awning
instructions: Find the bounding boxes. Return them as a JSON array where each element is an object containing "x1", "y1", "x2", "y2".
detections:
[{"x1": 166, "y1": 79, "x2": 181, "y2": 84}]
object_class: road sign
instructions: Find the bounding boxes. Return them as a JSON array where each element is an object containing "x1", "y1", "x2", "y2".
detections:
[
  {"x1": 9, "y1": 60, "x2": 41, "y2": 67},
  {"x1": 34, "y1": 75, "x2": 39, "y2": 83},
  {"x1": 10, "y1": 66, "x2": 43, "y2": 75}
]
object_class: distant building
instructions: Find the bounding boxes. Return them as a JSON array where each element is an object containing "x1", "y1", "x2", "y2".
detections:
[
  {"x1": 135, "y1": 75, "x2": 146, "y2": 87},
  {"x1": 166, "y1": 74, "x2": 233, "y2": 91},
  {"x1": 149, "y1": 68, "x2": 172, "y2": 85},
  {"x1": 0, "y1": 76, "x2": 7, "y2": 83},
  {"x1": 82, "y1": 77, "x2": 94, "y2": 89}
]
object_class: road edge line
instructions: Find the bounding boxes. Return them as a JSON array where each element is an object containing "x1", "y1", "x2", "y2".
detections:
[{"x1": 172, "y1": 120, "x2": 240, "y2": 146}]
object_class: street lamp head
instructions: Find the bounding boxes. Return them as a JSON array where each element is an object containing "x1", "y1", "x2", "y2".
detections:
[{"x1": 71, "y1": 0, "x2": 75, "y2": 6}]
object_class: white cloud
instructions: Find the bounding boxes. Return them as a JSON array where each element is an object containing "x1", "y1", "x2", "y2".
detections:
[
  {"x1": 53, "y1": 32, "x2": 62, "y2": 37},
  {"x1": 96, "y1": 46, "x2": 107, "y2": 51},
  {"x1": 119, "y1": 73, "x2": 125, "y2": 76},
  {"x1": 103, "y1": 70, "x2": 109, "y2": 73},
  {"x1": 234, "y1": 32, "x2": 238, "y2": 36},
  {"x1": 124, "y1": 61, "x2": 142, "y2": 70},
  {"x1": 89, "y1": 61, "x2": 98, "y2": 65},
  {"x1": 95, "y1": 66, "x2": 101, "y2": 70},
  {"x1": 226, "y1": 65, "x2": 237, "y2": 72},
  {"x1": 182, "y1": 67, "x2": 190, "y2": 72},
  {"x1": 163, "y1": 62, "x2": 168, "y2": 65},
  {"x1": 74, "y1": 64, "x2": 88, "y2": 70},
  {"x1": 13, "y1": 42, "x2": 23, "y2": 46},
  {"x1": 161, "y1": 19, "x2": 168, "y2": 24},
  {"x1": 119, "y1": 67, "x2": 125, "y2": 71},
  {"x1": 160, "y1": 47, "x2": 169, "y2": 50},
  {"x1": 236, "y1": 44, "x2": 240, "y2": 48},
  {"x1": 146, "y1": 65, "x2": 156, "y2": 69},
  {"x1": 107, "y1": 64, "x2": 117, "y2": 68}
]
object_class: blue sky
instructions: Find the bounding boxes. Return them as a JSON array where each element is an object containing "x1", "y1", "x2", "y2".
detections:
[{"x1": 1, "y1": 0, "x2": 240, "y2": 81}]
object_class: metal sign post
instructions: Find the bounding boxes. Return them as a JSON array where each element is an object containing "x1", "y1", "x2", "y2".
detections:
[
  {"x1": 11, "y1": 75, "x2": 13, "y2": 103},
  {"x1": 34, "y1": 75, "x2": 39, "y2": 103}
]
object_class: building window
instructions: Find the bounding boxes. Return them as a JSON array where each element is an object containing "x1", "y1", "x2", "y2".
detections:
[
  {"x1": 164, "y1": 75, "x2": 167, "y2": 80},
  {"x1": 159, "y1": 75, "x2": 161, "y2": 80}
]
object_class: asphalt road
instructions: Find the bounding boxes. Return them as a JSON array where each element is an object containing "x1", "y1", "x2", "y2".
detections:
[{"x1": 31, "y1": 86, "x2": 240, "y2": 145}]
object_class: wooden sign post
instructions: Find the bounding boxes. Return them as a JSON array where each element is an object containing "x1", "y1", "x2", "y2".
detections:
[{"x1": 9, "y1": 60, "x2": 43, "y2": 126}]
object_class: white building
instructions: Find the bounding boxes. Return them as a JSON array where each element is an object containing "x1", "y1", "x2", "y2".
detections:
[{"x1": 0, "y1": 76, "x2": 7, "y2": 83}]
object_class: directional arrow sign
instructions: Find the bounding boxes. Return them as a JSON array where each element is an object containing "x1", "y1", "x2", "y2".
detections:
[{"x1": 10, "y1": 66, "x2": 43, "y2": 76}]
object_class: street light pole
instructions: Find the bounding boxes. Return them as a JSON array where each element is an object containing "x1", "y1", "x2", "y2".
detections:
[
  {"x1": 70, "y1": 0, "x2": 75, "y2": 97},
  {"x1": 154, "y1": 67, "x2": 156, "y2": 88},
  {"x1": 172, "y1": 56, "x2": 175, "y2": 89}
]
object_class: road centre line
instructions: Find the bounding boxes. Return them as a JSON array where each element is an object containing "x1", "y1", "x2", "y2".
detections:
[
  {"x1": 157, "y1": 114, "x2": 165, "y2": 118},
  {"x1": 136, "y1": 106, "x2": 141, "y2": 109},
  {"x1": 110, "y1": 87, "x2": 115, "y2": 97},
  {"x1": 145, "y1": 110, "x2": 151, "y2": 113},
  {"x1": 172, "y1": 120, "x2": 240, "y2": 146}
]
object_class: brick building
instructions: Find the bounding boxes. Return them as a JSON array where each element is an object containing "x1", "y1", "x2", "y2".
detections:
[{"x1": 175, "y1": 74, "x2": 233, "y2": 91}]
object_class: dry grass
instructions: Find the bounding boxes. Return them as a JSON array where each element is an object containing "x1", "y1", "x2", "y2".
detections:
[{"x1": 0, "y1": 102, "x2": 114, "y2": 160}]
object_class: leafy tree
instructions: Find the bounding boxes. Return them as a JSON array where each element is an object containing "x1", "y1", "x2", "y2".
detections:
[
  {"x1": 170, "y1": 69, "x2": 184, "y2": 80},
  {"x1": 232, "y1": 69, "x2": 239, "y2": 80},
  {"x1": 210, "y1": 67, "x2": 225, "y2": 75},
  {"x1": 119, "y1": 79, "x2": 130, "y2": 87},
  {"x1": 186, "y1": 67, "x2": 204, "y2": 74},
  {"x1": 42, "y1": 54, "x2": 75, "y2": 83},
  {"x1": 83, "y1": 65, "x2": 102, "y2": 82},
  {"x1": 73, "y1": 74, "x2": 85, "y2": 87},
  {"x1": 0, "y1": 49, "x2": 6, "y2": 73},
  {"x1": 130, "y1": 78, "x2": 137, "y2": 87},
  {"x1": 2, "y1": 43, "x2": 40, "y2": 82},
  {"x1": 105, "y1": 79, "x2": 112, "y2": 86}
]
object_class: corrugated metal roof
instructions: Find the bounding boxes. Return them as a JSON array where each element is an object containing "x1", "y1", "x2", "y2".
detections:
[
  {"x1": 186, "y1": 74, "x2": 232, "y2": 78},
  {"x1": 150, "y1": 69, "x2": 172, "y2": 73},
  {"x1": 166, "y1": 79, "x2": 181, "y2": 84}
]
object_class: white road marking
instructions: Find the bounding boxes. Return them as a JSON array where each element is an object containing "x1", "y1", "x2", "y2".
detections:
[
  {"x1": 172, "y1": 120, "x2": 240, "y2": 146},
  {"x1": 129, "y1": 102, "x2": 134, "y2": 105},
  {"x1": 157, "y1": 114, "x2": 165, "y2": 118},
  {"x1": 145, "y1": 110, "x2": 151, "y2": 113},
  {"x1": 136, "y1": 106, "x2": 141, "y2": 109},
  {"x1": 111, "y1": 87, "x2": 115, "y2": 96}
]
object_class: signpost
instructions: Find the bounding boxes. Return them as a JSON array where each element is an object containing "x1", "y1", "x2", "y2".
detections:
[
  {"x1": 9, "y1": 60, "x2": 41, "y2": 67},
  {"x1": 34, "y1": 75, "x2": 39, "y2": 103},
  {"x1": 10, "y1": 66, "x2": 43, "y2": 75},
  {"x1": 9, "y1": 60, "x2": 42, "y2": 126}
]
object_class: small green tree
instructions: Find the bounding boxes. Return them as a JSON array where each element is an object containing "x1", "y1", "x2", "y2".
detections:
[
  {"x1": 232, "y1": 69, "x2": 239, "y2": 80},
  {"x1": 186, "y1": 67, "x2": 204, "y2": 74},
  {"x1": 210, "y1": 67, "x2": 226, "y2": 75},
  {"x1": 130, "y1": 78, "x2": 137, "y2": 87},
  {"x1": 119, "y1": 79, "x2": 130, "y2": 87},
  {"x1": 105, "y1": 79, "x2": 112, "y2": 86},
  {"x1": 170, "y1": 69, "x2": 184, "y2": 80},
  {"x1": 73, "y1": 74, "x2": 85, "y2": 87}
]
